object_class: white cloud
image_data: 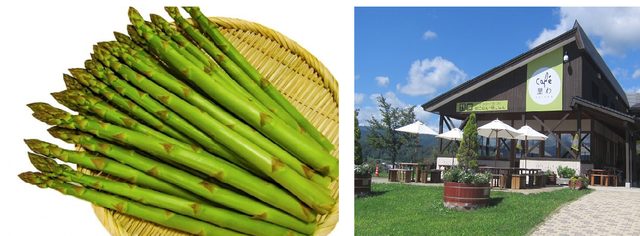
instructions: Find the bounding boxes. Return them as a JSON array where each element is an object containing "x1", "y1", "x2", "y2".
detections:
[
  {"x1": 355, "y1": 74, "x2": 360, "y2": 80},
  {"x1": 527, "y1": 7, "x2": 640, "y2": 57},
  {"x1": 375, "y1": 76, "x2": 389, "y2": 87},
  {"x1": 357, "y1": 92, "x2": 434, "y2": 127},
  {"x1": 422, "y1": 30, "x2": 437, "y2": 40},
  {"x1": 625, "y1": 86, "x2": 640, "y2": 93},
  {"x1": 396, "y1": 57, "x2": 467, "y2": 97},
  {"x1": 354, "y1": 93, "x2": 365, "y2": 104},
  {"x1": 633, "y1": 69, "x2": 640, "y2": 79},
  {"x1": 413, "y1": 106, "x2": 432, "y2": 125}
]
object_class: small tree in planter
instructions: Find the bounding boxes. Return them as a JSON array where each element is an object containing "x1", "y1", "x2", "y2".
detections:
[
  {"x1": 443, "y1": 114, "x2": 492, "y2": 210},
  {"x1": 355, "y1": 109, "x2": 373, "y2": 197}
]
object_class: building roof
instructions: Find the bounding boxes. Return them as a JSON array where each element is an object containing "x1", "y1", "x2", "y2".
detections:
[
  {"x1": 627, "y1": 92, "x2": 640, "y2": 110},
  {"x1": 422, "y1": 21, "x2": 629, "y2": 113}
]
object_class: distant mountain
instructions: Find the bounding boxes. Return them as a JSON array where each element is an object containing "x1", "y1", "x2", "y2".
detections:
[{"x1": 358, "y1": 126, "x2": 439, "y2": 163}]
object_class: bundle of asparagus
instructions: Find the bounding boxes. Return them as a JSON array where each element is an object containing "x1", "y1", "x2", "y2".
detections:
[{"x1": 19, "y1": 6, "x2": 338, "y2": 236}]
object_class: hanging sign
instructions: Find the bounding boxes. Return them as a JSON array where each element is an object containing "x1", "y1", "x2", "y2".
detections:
[
  {"x1": 526, "y1": 48, "x2": 563, "y2": 111},
  {"x1": 636, "y1": 140, "x2": 640, "y2": 155},
  {"x1": 456, "y1": 100, "x2": 508, "y2": 112}
]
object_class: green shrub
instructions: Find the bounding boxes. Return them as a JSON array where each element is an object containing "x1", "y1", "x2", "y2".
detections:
[{"x1": 557, "y1": 166, "x2": 576, "y2": 178}]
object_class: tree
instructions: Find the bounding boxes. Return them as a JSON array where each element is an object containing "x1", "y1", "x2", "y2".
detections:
[
  {"x1": 365, "y1": 94, "x2": 416, "y2": 168},
  {"x1": 456, "y1": 113, "x2": 480, "y2": 171},
  {"x1": 355, "y1": 109, "x2": 364, "y2": 165}
]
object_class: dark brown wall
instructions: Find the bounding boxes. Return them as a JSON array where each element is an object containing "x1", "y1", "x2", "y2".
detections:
[
  {"x1": 581, "y1": 53, "x2": 627, "y2": 111},
  {"x1": 438, "y1": 65, "x2": 528, "y2": 116},
  {"x1": 562, "y1": 42, "x2": 583, "y2": 110}
]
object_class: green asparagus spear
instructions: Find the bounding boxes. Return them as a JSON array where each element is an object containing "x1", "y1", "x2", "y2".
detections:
[
  {"x1": 28, "y1": 102, "x2": 319, "y2": 221},
  {"x1": 84, "y1": 58, "x2": 262, "y2": 178},
  {"x1": 68, "y1": 68, "x2": 193, "y2": 145},
  {"x1": 102, "y1": 40, "x2": 330, "y2": 187},
  {"x1": 164, "y1": 7, "x2": 304, "y2": 135},
  {"x1": 63, "y1": 74, "x2": 94, "y2": 95},
  {"x1": 24, "y1": 141, "x2": 200, "y2": 202},
  {"x1": 93, "y1": 42, "x2": 334, "y2": 214},
  {"x1": 131, "y1": 8, "x2": 339, "y2": 180},
  {"x1": 29, "y1": 154, "x2": 306, "y2": 236},
  {"x1": 182, "y1": 6, "x2": 335, "y2": 152},
  {"x1": 18, "y1": 171, "x2": 243, "y2": 236},
  {"x1": 148, "y1": 14, "x2": 251, "y2": 98},
  {"x1": 47, "y1": 127, "x2": 317, "y2": 234}
]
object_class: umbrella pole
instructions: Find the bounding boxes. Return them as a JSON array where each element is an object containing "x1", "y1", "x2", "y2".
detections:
[
  {"x1": 525, "y1": 137, "x2": 528, "y2": 169},
  {"x1": 414, "y1": 133, "x2": 418, "y2": 163},
  {"x1": 495, "y1": 131, "x2": 499, "y2": 167}
]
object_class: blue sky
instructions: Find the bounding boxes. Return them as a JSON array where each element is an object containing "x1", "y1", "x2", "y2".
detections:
[{"x1": 355, "y1": 7, "x2": 640, "y2": 129}]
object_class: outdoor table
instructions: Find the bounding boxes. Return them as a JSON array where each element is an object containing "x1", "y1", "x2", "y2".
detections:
[
  {"x1": 585, "y1": 169, "x2": 617, "y2": 186},
  {"x1": 398, "y1": 163, "x2": 432, "y2": 182}
]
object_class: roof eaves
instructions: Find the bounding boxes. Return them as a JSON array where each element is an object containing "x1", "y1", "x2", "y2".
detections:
[{"x1": 421, "y1": 27, "x2": 579, "y2": 112}]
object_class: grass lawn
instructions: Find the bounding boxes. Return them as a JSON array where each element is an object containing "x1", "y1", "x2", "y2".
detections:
[{"x1": 355, "y1": 183, "x2": 593, "y2": 235}]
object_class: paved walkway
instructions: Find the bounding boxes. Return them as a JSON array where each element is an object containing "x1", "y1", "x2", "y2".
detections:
[{"x1": 529, "y1": 186, "x2": 640, "y2": 236}]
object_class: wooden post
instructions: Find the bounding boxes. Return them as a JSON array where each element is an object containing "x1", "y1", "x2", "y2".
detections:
[
  {"x1": 577, "y1": 105, "x2": 582, "y2": 160},
  {"x1": 625, "y1": 122, "x2": 630, "y2": 187},
  {"x1": 438, "y1": 116, "x2": 444, "y2": 155}
]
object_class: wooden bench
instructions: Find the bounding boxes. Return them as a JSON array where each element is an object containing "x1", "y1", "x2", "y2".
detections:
[
  {"x1": 492, "y1": 174, "x2": 505, "y2": 189},
  {"x1": 430, "y1": 169, "x2": 442, "y2": 183},
  {"x1": 398, "y1": 169, "x2": 413, "y2": 183},
  {"x1": 590, "y1": 174, "x2": 605, "y2": 186},
  {"x1": 388, "y1": 169, "x2": 400, "y2": 182},
  {"x1": 511, "y1": 174, "x2": 526, "y2": 189}
]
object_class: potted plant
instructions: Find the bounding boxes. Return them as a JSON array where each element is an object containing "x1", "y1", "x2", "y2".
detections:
[
  {"x1": 442, "y1": 114, "x2": 492, "y2": 211},
  {"x1": 569, "y1": 174, "x2": 589, "y2": 190},
  {"x1": 354, "y1": 164, "x2": 375, "y2": 196},
  {"x1": 545, "y1": 170, "x2": 557, "y2": 185},
  {"x1": 556, "y1": 166, "x2": 576, "y2": 185}
]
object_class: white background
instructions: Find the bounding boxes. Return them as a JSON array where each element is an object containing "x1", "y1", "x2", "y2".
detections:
[{"x1": 0, "y1": 1, "x2": 353, "y2": 235}]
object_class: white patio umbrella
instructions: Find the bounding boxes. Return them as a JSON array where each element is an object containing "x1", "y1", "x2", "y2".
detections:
[
  {"x1": 395, "y1": 121, "x2": 438, "y2": 163},
  {"x1": 477, "y1": 118, "x2": 522, "y2": 166},
  {"x1": 514, "y1": 125, "x2": 548, "y2": 168},
  {"x1": 436, "y1": 128, "x2": 463, "y2": 165}
]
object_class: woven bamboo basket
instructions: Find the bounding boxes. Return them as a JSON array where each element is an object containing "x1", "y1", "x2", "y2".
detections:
[{"x1": 78, "y1": 16, "x2": 339, "y2": 236}]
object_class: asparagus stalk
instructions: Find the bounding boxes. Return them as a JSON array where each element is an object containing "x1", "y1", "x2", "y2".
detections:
[
  {"x1": 164, "y1": 7, "x2": 304, "y2": 135},
  {"x1": 148, "y1": 14, "x2": 251, "y2": 98},
  {"x1": 131, "y1": 7, "x2": 339, "y2": 180},
  {"x1": 182, "y1": 6, "x2": 335, "y2": 152},
  {"x1": 28, "y1": 102, "x2": 319, "y2": 221},
  {"x1": 150, "y1": 14, "x2": 211, "y2": 67},
  {"x1": 50, "y1": 89, "x2": 214, "y2": 179},
  {"x1": 29, "y1": 154, "x2": 306, "y2": 236},
  {"x1": 63, "y1": 74, "x2": 94, "y2": 95},
  {"x1": 93, "y1": 44, "x2": 334, "y2": 214},
  {"x1": 84, "y1": 58, "x2": 262, "y2": 178},
  {"x1": 102, "y1": 40, "x2": 330, "y2": 187},
  {"x1": 24, "y1": 140, "x2": 200, "y2": 203},
  {"x1": 47, "y1": 127, "x2": 317, "y2": 234},
  {"x1": 18, "y1": 171, "x2": 243, "y2": 236},
  {"x1": 68, "y1": 68, "x2": 193, "y2": 145}
]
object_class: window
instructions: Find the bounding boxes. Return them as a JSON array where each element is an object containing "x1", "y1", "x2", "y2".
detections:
[
  {"x1": 544, "y1": 134, "x2": 557, "y2": 158},
  {"x1": 602, "y1": 94, "x2": 608, "y2": 107}
]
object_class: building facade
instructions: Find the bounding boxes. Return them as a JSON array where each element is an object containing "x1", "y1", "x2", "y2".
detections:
[{"x1": 422, "y1": 21, "x2": 640, "y2": 187}]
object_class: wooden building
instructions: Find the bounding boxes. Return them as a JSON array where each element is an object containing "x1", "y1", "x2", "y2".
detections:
[{"x1": 421, "y1": 21, "x2": 640, "y2": 187}]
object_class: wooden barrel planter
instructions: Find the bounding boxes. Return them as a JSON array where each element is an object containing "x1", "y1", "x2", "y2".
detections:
[
  {"x1": 355, "y1": 174, "x2": 372, "y2": 196},
  {"x1": 443, "y1": 182, "x2": 491, "y2": 211}
]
